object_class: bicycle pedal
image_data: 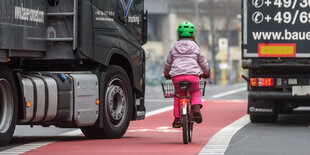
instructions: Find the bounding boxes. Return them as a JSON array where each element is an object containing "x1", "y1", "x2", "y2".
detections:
[{"x1": 173, "y1": 124, "x2": 182, "y2": 128}]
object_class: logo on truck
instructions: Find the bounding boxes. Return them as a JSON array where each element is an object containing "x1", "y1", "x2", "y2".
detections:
[
  {"x1": 249, "y1": 107, "x2": 273, "y2": 113},
  {"x1": 252, "y1": 0, "x2": 264, "y2": 8},
  {"x1": 120, "y1": 0, "x2": 133, "y2": 18},
  {"x1": 252, "y1": 11, "x2": 264, "y2": 24}
]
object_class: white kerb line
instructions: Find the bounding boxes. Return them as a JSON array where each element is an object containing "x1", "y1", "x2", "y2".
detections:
[
  {"x1": 146, "y1": 106, "x2": 173, "y2": 117},
  {"x1": 199, "y1": 115, "x2": 250, "y2": 155},
  {"x1": 211, "y1": 87, "x2": 247, "y2": 99}
]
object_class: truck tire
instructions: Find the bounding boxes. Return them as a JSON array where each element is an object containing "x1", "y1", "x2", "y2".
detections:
[
  {"x1": 82, "y1": 65, "x2": 133, "y2": 139},
  {"x1": 250, "y1": 114, "x2": 278, "y2": 123},
  {"x1": 0, "y1": 66, "x2": 18, "y2": 146}
]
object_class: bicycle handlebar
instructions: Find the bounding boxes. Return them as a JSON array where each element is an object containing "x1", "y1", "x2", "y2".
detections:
[
  {"x1": 165, "y1": 76, "x2": 172, "y2": 80},
  {"x1": 165, "y1": 74, "x2": 210, "y2": 80},
  {"x1": 198, "y1": 74, "x2": 209, "y2": 79}
]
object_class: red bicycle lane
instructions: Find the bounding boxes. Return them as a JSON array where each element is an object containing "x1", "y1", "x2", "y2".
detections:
[{"x1": 23, "y1": 100, "x2": 247, "y2": 155}]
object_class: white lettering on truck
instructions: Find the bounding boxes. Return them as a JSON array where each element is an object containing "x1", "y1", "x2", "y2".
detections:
[
  {"x1": 252, "y1": 29, "x2": 310, "y2": 41},
  {"x1": 15, "y1": 4, "x2": 44, "y2": 24}
]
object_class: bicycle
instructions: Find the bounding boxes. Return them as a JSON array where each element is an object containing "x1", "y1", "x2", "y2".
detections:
[{"x1": 162, "y1": 76, "x2": 208, "y2": 144}]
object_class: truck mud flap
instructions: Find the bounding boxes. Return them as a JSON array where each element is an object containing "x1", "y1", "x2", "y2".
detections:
[{"x1": 248, "y1": 98, "x2": 276, "y2": 115}]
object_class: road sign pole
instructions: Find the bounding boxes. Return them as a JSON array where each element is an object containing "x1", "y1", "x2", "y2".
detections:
[
  {"x1": 219, "y1": 38, "x2": 228, "y2": 86},
  {"x1": 222, "y1": 50, "x2": 227, "y2": 85}
]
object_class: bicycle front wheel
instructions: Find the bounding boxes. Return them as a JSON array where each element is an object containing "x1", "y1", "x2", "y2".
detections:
[{"x1": 182, "y1": 114, "x2": 189, "y2": 144}]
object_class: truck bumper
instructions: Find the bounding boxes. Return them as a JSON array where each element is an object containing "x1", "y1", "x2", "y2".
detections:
[
  {"x1": 249, "y1": 91, "x2": 310, "y2": 100},
  {"x1": 248, "y1": 91, "x2": 310, "y2": 115}
]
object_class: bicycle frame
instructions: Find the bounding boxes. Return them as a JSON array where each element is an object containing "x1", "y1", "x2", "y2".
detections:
[
  {"x1": 175, "y1": 83, "x2": 192, "y2": 120},
  {"x1": 161, "y1": 79, "x2": 207, "y2": 144}
]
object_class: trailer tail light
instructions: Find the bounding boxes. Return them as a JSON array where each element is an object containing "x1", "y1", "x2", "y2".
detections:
[
  {"x1": 96, "y1": 99, "x2": 100, "y2": 105},
  {"x1": 250, "y1": 78, "x2": 274, "y2": 87}
]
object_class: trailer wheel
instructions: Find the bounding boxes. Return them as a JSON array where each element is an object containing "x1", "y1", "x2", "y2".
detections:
[
  {"x1": 0, "y1": 66, "x2": 18, "y2": 146},
  {"x1": 82, "y1": 65, "x2": 132, "y2": 139},
  {"x1": 250, "y1": 114, "x2": 278, "y2": 123}
]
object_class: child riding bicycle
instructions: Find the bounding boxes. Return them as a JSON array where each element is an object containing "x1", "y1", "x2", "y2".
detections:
[{"x1": 163, "y1": 22, "x2": 210, "y2": 128}]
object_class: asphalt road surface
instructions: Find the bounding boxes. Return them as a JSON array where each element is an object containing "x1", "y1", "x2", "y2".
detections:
[
  {"x1": 225, "y1": 109, "x2": 310, "y2": 155},
  {"x1": 2, "y1": 82, "x2": 310, "y2": 154}
]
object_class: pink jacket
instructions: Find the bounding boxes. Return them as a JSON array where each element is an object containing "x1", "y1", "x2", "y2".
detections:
[{"x1": 163, "y1": 39, "x2": 210, "y2": 77}]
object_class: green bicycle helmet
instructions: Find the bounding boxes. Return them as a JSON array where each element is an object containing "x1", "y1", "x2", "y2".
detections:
[{"x1": 177, "y1": 22, "x2": 196, "y2": 37}]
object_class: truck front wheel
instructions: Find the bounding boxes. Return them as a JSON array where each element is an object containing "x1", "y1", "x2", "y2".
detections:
[
  {"x1": 0, "y1": 66, "x2": 18, "y2": 146},
  {"x1": 82, "y1": 65, "x2": 133, "y2": 139}
]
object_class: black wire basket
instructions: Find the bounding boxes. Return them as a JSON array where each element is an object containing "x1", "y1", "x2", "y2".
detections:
[{"x1": 161, "y1": 81, "x2": 207, "y2": 98}]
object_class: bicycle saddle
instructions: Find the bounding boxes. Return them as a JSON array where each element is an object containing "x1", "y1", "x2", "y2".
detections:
[{"x1": 179, "y1": 81, "x2": 192, "y2": 89}]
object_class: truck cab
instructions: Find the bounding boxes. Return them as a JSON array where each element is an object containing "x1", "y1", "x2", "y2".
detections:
[{"x1": 0, "y1": 0, "x2": 147, "y2": 145}]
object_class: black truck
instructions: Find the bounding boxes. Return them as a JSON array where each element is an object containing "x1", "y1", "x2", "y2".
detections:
[
  {"x1": 0, "y1": 0, "x2": 147, "y2": 145},
  {"x1": 242, "y1": 0, "x2": 310, "y2": 123}
]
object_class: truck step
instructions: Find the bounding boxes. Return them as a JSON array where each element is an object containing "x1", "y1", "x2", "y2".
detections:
[
  {"x1": 47, "y1": 38, "x2": 74, "y2": 42},
  {"x1": 47, "y1": 12, "x2": 74, "y2": 16},
  {"x1": 46, "y1": 0, "x2": 77, "y2": 50}
]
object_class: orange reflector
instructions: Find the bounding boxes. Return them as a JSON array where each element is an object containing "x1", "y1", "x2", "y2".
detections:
[
  {"x1": 258, "y1": 43, "x2": 296, "y2": 57},
  {"x1": 96, "y1": 99, "x2": 100, "y2": 105},
  {"x1": 250, "y1": 78, "x2": 274, "y2": 87},
  {"x1": 239, "y1": 74, "x2": 243, "y2": 78},
  {"x1": 26, "y1": 102, "x2": 31, "y2": 108}
]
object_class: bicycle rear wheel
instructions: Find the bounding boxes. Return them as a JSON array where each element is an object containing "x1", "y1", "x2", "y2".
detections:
[{"x1": 182, "y1": 114, "x2": 189, "y2": 144}]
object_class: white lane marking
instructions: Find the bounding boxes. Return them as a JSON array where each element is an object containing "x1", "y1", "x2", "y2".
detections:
[
  {"x1": 211, "y1": 87, "x2": 247, "y2": 99},
  {"x1": 145, "y1": 99, "x2": 173, "y2": 102},
  {"x1": 146, "y1": 106, "x2": 173, "y2": 117},
  {"x1": 58, "y1": 129, "x2": 83, "y2": 136},
  {"x1": 128, "y1": 126, "x2": 180, "y2": 133},
  {"x1": 0, "y1": 130, "x2": 83, "y2": 155},
  {"x1": 199, "y1": 115, "x2": 250, "y2": 155},
  {"x1": 0, "y1": 142, "x2": 55, "y2": 155}
]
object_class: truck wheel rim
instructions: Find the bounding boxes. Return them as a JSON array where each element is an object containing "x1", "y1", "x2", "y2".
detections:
[
  {"x1": 0, "y1": 79, "x2": 14, "y2": 134},
  {"x1": 106, "y1": 78, "x2": 127, "y2": 127}
]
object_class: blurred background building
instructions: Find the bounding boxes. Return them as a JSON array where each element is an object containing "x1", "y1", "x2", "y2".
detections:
[{"x1": 143, "y1": 0, "x2": 244, "y2": 85}]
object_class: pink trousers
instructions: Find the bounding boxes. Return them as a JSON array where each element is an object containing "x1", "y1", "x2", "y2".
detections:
[{"x1": 172, "y1": 75, "x2": 202, "y2": 118}]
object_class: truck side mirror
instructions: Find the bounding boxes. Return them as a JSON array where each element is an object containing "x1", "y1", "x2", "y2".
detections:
[
  {"x1": 145, "y1": 50, "x2": 150, "y2": 59},
  {"x1": 142, "y1": 10, "x2": 148, "y2": 45},
  {"x1": 48, "y1": 0, "x2": 59, "y2": 7}
]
